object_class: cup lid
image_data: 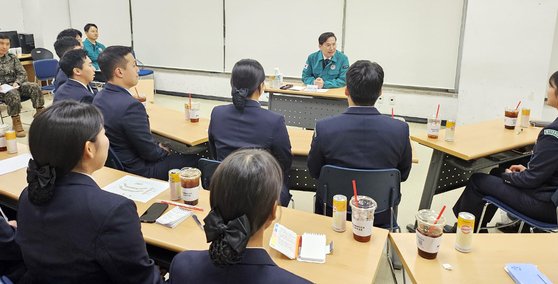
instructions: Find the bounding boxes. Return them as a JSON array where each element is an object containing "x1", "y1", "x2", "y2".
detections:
[
  {"x1": 180, "y1": 167, "x2": 201, "y2": 178},
  {"x1": 350, "y1": 195, "x2": 377, "y2": 209}
]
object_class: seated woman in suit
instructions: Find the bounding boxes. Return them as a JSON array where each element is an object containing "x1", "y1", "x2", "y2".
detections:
[
  {"x1": 16, "y1": 101, "x2": 163, "y2": 284},
  {"x1": 169, "y1": 149, "x2": 310, "y2": 284},
  {"x1": 452, "y1": 71, "x2": 558, "y2": 232},
  {"x1": 0, "y1": 213, "x2": 24, "y2": 283},
  {"x1": 208, "y1": 59, "x2": 292, "y2": 206}
]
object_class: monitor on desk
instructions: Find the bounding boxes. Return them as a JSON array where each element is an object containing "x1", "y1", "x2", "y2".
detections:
[{"x1": 0, "y1": 31, "x2": 20, "y2": 48}]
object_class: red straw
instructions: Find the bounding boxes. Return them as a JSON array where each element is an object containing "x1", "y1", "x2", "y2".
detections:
[
  {"x1": 188, "y1": 94, "x2": 192, "y2": 109},
  {"x1": 391, "y1": 108, "x2": 394, "y2": 119},
  {"x1": 352, "y1": 180, "x2": 359, "y2": 208},
  {"x1": 427, "y1": 205, "x2": 446, "y2": 234},
  {"x1": 515, "y1": 100, "x2": 521, "y2": 110},
  {"x1": 435, "y1": 104, "x2": 440, "y2": 119}
]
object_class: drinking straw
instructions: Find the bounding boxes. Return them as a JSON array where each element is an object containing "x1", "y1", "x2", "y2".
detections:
[
  {"x1": 134, "y1": 87, "x2": 139, "y2": 96},
  {"x1": 188, "y1": 94, "x2": 192, "y2": 109},
  {"x1": 391, "y1": 108, "x2": 394, "y2": 119},
  {"x1": 515, "y1": 100, "x2": 521, "y2": 110},
  {"x1": 427, "y1": 205, "x2": 446, "y2": 234},
  {"x1": 352, "y1": 179, "x2": 359, "y2": 208},
  {"x1": 435, "y1": 104, "x2": 440, "y2": 119}
]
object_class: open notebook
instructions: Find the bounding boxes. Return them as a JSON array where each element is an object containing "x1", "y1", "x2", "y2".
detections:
[{"x1": 269, "y1": 223, "x2": 331, "y2": 264}]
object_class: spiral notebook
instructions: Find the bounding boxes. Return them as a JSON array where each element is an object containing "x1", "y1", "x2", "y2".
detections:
[
  {"x1": 504, "y1": 263, "x2": 552, "y2": 284},
  {"x1": 269, "y1": 223, "x2": 329, "y2": 263}
]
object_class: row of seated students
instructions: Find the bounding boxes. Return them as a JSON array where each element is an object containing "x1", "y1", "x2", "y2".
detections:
[{"x1": 38, "y1": 30, "x2": 558, "y2": 233}]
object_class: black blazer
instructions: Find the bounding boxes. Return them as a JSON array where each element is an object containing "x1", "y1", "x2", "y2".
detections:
[
  {"x1": 53, "y1": 68, "x2": 67, "y2": 92},
  {"x1": 307, "y1": 107, "x2": 412, "y2": 181},
  {"x1": 169, "y1": 248, "x2": 311, "y2": 284},
  {"x1": 53, "y1": 79, "x2": 94, "y2": 103},
  {"x1": 208, "y1": 100, "x2": 292, "y2": 173},
  {"x1": 93, "y1": 83, "x2": 167, "y2": 177},
  {"x1": 0, "y1": 216, "x2": 24, "y2": 279},
  {"x1": 16, "y1": 172, "x2": 162, "y2": 284}
]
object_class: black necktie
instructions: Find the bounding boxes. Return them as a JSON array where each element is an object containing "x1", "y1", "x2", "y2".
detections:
[{"x1": 323, "y1": 59, "x2": 330, "y2": 69}]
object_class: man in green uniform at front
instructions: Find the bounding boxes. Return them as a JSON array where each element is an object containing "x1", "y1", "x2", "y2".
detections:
[{"x1": 301, "y1": 32, "x2": 349, "y2": 89}]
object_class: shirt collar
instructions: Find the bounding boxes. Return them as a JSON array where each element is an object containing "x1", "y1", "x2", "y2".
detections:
[{"x1": 69, "y1": 78, "x2": 89, "y2": 90}]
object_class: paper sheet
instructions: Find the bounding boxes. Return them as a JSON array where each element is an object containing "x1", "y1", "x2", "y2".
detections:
[
  {"x1": 103, "y1": 175, "x2": 168, "y2": 203},
  {"x1": 0, "y1": 84, "x2": 18, "y2": 94},
  {"x1": 0, "y1": 153, "x2": 32, "y2": 175}
]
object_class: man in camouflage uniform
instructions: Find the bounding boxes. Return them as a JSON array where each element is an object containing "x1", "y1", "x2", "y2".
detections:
[{"x1": 0, "y1": 34, "x2": 44, "y2": 137}]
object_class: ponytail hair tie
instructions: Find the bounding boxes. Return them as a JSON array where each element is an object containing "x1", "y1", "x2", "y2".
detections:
[
  {"x1": 26, "y1": 159, "x2": 57, "y2": 205},
  {"x1": 204, "y1": 209, "x2": 251, "y2": 256},
  {"x1": 231, "y1": 87, "x2": 250, "y2": 111}
]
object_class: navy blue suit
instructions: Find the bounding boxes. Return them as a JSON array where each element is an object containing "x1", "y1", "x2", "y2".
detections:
[
  {"x1": 308, "y1": 107, "x2": 412, "y2": 224},
  {"x1": 169, "y1": 248, "x2": 311, "y2": 284},
  {"x1": 93, "y1": 83, "x2": 196, "y2": 180},
  {"x1": 0, "y1": 216, "x2": 24, "y2": 282},
  {"x1": 16, "y1": 172, "x2": 163, "y2": 284},
  {"x1": 208, "y1": 100, "x2": 292, "y2": 205},
  {"x1": 53, "y1": 79, "x2": 94, "y2": 103},
  {"x1": 53, "y1": 68, "x2": 67, "y2": 92},
  {"x1": 453, "y1": 118, "x2": 558, "y2": 230}
]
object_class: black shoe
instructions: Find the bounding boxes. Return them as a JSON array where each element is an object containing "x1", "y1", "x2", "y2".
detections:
[{"x1": 443, "y1": 223, "x2": 457, "y2": 233}]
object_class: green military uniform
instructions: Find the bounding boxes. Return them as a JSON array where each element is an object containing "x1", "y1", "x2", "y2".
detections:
[
  {"x1": 0, "y1": 53, "x2": 43, "y2": 116},
  {"x1": 301, "y1": 50, "x2": 349, "y2": 89}
]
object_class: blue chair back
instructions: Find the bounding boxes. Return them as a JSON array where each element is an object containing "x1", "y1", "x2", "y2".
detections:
[
  {"x1": 33, "y1": 59, "x2": 58, "y2": 81},
  {"x1": 316, "y1": 165, "x2": 401, "y2": 230},
  {"x1": 105, "y1": 147, "x2": 124, "y2": 171},
  {"x1": 198, "y1": 158, "x2": 221, "y2": 190}
]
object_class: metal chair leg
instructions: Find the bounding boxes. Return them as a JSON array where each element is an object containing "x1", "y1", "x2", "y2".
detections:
[
  {"x1": 477, "y1": 202, "x2": 489, "y2": 233},
  {"x1": 518, "y1": 221, "x2": 524, "y2": 233}
]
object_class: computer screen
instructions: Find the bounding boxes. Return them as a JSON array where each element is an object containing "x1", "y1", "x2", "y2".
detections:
[{"x1": 0, "y1": 31, "x2": 20, "y2": 48}]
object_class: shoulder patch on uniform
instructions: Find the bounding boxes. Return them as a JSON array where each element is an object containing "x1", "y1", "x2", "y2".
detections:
[
  {"x1": 342, "y1": 65, "x2": 349, "y2": 69},
  {"x1": 543, "y1": 129, "x2": 558, "y2": 139},
  {"x1": 304, "y1": 63, "x2": 308, "y2": 70}
]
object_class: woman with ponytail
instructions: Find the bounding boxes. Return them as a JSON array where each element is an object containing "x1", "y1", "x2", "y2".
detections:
[
  {"x1": 208, "y1": 59, "x2": 293, "y2": 206},
  {"x1": 16, "y1": 101, "x2": 163, "y2": 284},
  {"x1": 169, "y1": 149, "x2": 310, "y2": 283}
]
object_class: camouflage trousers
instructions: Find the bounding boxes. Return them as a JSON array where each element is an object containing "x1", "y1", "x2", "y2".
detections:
[{"x1": 0, "y1": 82, "x2": 44, "y2": 116}]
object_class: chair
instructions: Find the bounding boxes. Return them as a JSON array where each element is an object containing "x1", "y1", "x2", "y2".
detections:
[
  {"x1": 30, "y1": 48, "x2": 54, "y2": 60},
  {"x1": 105, "y1": 147, "x2": 124, "y2": 171},
  {"x1": 33, "y1": 59, "x2": 58, "y2": 93},
  {"x1": 316, "y1": 165, "x2": 401, "y2": 230},
  {"x1": 197, "y1": 158, "x2": 221, "y2": 189},
  {"x1": 316, "y1": 165, "x2": 402, "y2": 282},
  {"x1": 478, "y1": 191, "x2": 558, "y2": 233}
]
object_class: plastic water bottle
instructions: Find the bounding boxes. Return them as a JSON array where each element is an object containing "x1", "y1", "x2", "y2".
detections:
[{"x1": 273, "y1": 68, "x2": 283, "y2": 89}]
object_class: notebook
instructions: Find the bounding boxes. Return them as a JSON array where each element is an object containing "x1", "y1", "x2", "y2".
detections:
[
  {"x1": 269, "y1": 223, "x2": 329, "y2": 263},
  {"x1": 504, "y1": 263, "x2": 552, "y2": 284},
  {"x1": 297, "y1": 233, "x2": 327, "y2": 263},
  {"x1": 156, "y1": 206, "x2": 193, "y2": 228}
]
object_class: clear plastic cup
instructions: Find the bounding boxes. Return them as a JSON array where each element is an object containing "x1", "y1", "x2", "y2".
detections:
[
  {"x1": 415, "y1": 209, "x2": 446, "y2": 259},
  {"x1": 350, "y1": 195, "x2": 376, "y2": 242}
]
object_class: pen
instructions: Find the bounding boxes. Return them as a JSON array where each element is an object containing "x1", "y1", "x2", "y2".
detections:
[
  {"x1": 0, "y1": 206, "x2": 8, "y2": 221},
  {"x1": 159, "y1": 200, "x2": 204, "y2": 212},
  {"x1": 192, "y1": 214, "x2": 204, "y2": 231}
]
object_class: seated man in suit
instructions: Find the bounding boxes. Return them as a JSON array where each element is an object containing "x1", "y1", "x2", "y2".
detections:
[
  {"x1": 53, "y1": 35, "x2": 82, "y2": 92},
  {"x1": 307, "y1": 60, "x2": 412, "y2": 225},
  {"x1": 93, "y1": 46, "x2": 198, "y2": 180},
  {"x1": 1, "y1": 214, "x2": 24, "y2": 283},
  {"x1": 301, "y1": 32, "x2": 349, "y2": 89},
  {"x1": 54, "y1": 49, "x2": 96, "y2": 103}
]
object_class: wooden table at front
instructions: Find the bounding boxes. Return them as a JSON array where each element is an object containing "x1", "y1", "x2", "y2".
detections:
[
  {"x1": 389, "y1": 233, "x2": 558, "y2": 284},
  {"x1": 410, "y1": 119, "x2": 541, "y2": 214},
  {"x1": 0, "y1": 156, "x2": 389, "y2": 283},
  {"x1": 146, "y1": 104, "x2": 210, "y2": 148},
  {"x1": 265, "y1": 86, "x2": 347, "y2": 128}
]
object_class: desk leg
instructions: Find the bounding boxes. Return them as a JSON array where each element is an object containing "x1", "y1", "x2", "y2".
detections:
[{"x1": 418, "y1": 150, "x2": 445, "y2": 210}]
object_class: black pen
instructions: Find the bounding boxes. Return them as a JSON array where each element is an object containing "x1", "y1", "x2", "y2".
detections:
[{"x1": 192, "y1": 214, "x2": 204, "y2": 231}]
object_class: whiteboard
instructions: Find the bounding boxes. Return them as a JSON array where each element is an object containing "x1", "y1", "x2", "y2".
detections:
[
  {"x1": 550, "y1": 9, "x2": 558, "y2": 76},
  {"x1": 131, "y1": 0, "x2": 224, "y2": 72},
  {"x1": 344, "y1": 0, "x2": 464, "y2": 89},
  {"x1": 68, "y1": 0, "x2": 132, "y2": 46},
  {"x1": 225, "y1": 0, "x2": 344, "y2": 77}
]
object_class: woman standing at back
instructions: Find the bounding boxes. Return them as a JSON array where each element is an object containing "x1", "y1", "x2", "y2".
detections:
[
  {"x1": 16, "y1": 101, "x2": 162, "y2": 284},
  {"x1": 208, "y1": 59, "x2": 292, "y2": 206}
]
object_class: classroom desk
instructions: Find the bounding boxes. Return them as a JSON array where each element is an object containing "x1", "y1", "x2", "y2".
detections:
[
  {"x1": 0, "y1": 153, "x2": 389, "y2": 283},
  {"x1": 389, "y1": 233, "x2": 558, "y2": 284},
  {"x1": 17, "y1": 54, "x2": 35, "y2": 83},
  {"x1": 410, "y1": 119, "x2": 540, "y2": 212},
  {"x1": 265, "y1": 86, "x2": 348, "y2": 128},
  {"x1": 146, "y1": 104, "x2": 209, "y2": 147}
]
